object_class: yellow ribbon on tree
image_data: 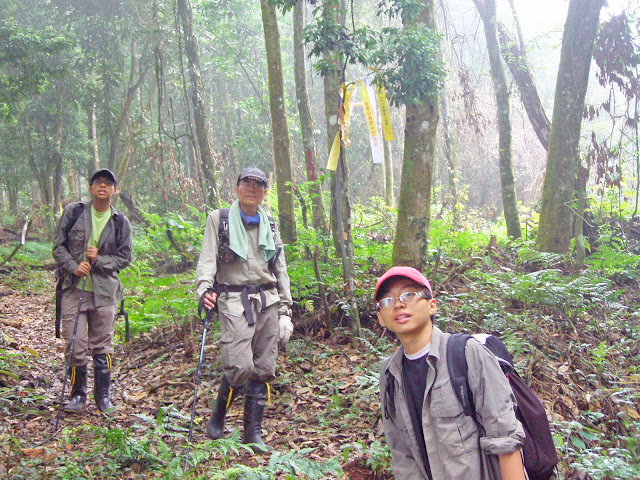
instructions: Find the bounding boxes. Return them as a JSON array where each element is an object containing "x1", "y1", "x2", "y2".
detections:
[
  {"x1": 377, "y1": 85, "x2": 394, "y2": 141},
  {"x1": 326, "y1": 132, "x2": 340, "y2": 171}
]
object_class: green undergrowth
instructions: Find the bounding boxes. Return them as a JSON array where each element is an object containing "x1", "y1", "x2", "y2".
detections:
[
  {"x1": 2, "y1": 200, "x2": 640, "y2": 478},
  {"x1": 3, "y1": 406, "x2": 346, "y2": 479}
]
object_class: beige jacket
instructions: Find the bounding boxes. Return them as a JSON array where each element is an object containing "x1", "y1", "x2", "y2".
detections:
[
  {"x1": 195, "y1": 209, "x2": 292, "y2": 316},
  {"x1": 379, "y1": 326, "x2": 525, "y2": 480}
]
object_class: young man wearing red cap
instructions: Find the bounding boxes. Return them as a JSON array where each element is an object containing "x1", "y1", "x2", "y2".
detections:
[
  {"x1": 195, "y1": 167, "x2": 293, "y2": 453},
  {"x1": 53, "y1": 169, "x2": 132, "y2": 415},
  {"x1": 375, "y1": 266, "x2": 526, "y2": 480}
]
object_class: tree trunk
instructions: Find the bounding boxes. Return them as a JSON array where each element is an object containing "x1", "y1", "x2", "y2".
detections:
[
  {"x1": 107, "y1": 39, "x2": 147, "y2": 176},
  {"x1": 574, "y1": 163, "x2": 588, "y2": 267},
  {"x1": 294, "y1": 1, "x2": 328, "y2": 234},
  {"x1": 52, "y1": 98, "x2": 64, "y2": 215},
  {"x1": 88, "y1": 101, "x2": 99, "y2": 172},
  {"x1": 537, "y1": 0, "x2": 604, "y2": 253},
  {"x1": 383, "y1": 135, "x2": 394, "y2": 207},
  {"x1": 497, "y1": 24, "x2": 550, "y2": 151},
  {"x1": 261, "y1": 0, "x2": 297, "y2": 244},
  {"x1": 119, "y1": 191, "x2": 149, "y2": 226},
  {"x1": 392, "y1": 1, "x2": 439, "y2": 269},
  {"x1": 474, "y1": 0, "x2": 521, "y2": 239},
  {"x1": 440, "y1": 85, "x2": 459, "y2": 220},
  {"x1": 177, "y1": 0, "x2": 220, "y2": 209},
  {"x1": 322, "y1": 0, "x2": 360, "y2": 342}
]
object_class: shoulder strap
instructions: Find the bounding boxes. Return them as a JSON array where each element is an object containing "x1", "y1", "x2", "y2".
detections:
[
  {"x1": 447, "y1": 333, "x2": 475, "y2": 417},
  {"x1": 218, "y1": 207, "x2": 276, "y2": 238},
  {"x1": 218, "y1": 208, "x2": 230, "y2": 236},
  {"x1": 63, "y1": 202, "x2": 85, "y2": 237},
  {"x1": 474, "y1": 333, "x2": 514, "y2": 368},
  {"x1": 113, "y1": 209, "x2": 125, "y2": 241}
]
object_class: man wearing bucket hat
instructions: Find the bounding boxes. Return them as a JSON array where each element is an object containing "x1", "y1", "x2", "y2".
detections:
[
  {"x1": 195, "y1": 167, "x2": 293, "y2": 453},
  {"x1": 375, "y1": 266, "x2": 526, "y2": 480},
  {"x1": 53, "y1": 168, "x2": 132, "y2": 415}
]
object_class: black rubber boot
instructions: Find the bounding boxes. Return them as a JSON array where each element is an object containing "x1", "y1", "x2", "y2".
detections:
[
  {"x1": 242, "y1": 379, "x2": 271, "y2": 453},
  {"x1": 93, "y1": 354, "x2": 117, "y2": 414},
  {"x1": 206, "y1": 376, "x2": 236, "y2": 440},
  {"x1": 64, "y1": 365, "x2": 87, "y2": 413}
]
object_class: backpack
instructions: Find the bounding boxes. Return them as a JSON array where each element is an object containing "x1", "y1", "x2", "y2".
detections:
[
  {"x1": 217, "y1": 208, "x2": 281, "y2": 275},
  {"x1": 447, "y1": 333, "x2": 558, "y2": 480},
  {"x1": 54, "y1": 202, "x2": 125, "y2": 337}
]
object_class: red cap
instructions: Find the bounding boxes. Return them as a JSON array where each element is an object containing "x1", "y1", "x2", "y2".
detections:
[{"x1": 374, "y1": 266, "x2": 432, "y2": 301}]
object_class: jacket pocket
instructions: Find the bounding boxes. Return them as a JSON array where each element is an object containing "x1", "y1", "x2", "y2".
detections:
[
  {"x1": 430, "y1": 384, "x2": 478, "y2": 459},
  {"x1": 68, "y1": 226, "x2": 85, "y2": 254}
]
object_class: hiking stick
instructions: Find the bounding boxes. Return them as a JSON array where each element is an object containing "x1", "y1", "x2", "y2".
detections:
[
  {"x1": 184, "y1": 308, "x2": 212, "y2": 471},
  {"x1": 54, "y1": 276, "x2": 86, "y2": 431}
]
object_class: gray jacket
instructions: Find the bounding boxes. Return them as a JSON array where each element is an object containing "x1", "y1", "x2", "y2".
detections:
[
  {"x1": 379, "y1": 326, "x2": 525, "y2": 480},
  {"x1": 53, "y1": 201, "x2": 132, "y2": 307}
]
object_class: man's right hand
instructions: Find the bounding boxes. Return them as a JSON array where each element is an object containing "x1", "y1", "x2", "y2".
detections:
[
  {"x1": 200, "y1": 289, "x2": 218, "y2": 311},
  {"x1": 73, "y1": 261, "x2": 92, "y2": 277}
]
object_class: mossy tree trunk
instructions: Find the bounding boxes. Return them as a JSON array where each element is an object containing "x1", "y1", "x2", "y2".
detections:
[{"x1": 537, "y1": 0, "x2": 604, "y2": 253}]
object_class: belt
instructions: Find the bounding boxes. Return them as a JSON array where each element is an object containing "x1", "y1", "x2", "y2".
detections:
[{"x1": 214, "y1": 283, "x2": 277, "y2": 325}]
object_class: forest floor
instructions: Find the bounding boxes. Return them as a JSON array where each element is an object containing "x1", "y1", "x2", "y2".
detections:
[
  {"x1": 0, "y1": 278, "x2": 386, "y2": 479},
  {"x1": 1, "y1": 267, "x2": 639, "y2": 479}
]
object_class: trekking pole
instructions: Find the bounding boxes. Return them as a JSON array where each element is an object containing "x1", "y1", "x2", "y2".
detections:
[
  {"x1": 54, "y1": 275, "x2": 87, "y2": 431},
  {"x1": 184, "y1": 308, "x2": 212, "y2": 471}
]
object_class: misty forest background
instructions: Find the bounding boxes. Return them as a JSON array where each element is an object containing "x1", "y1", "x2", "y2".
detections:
[{"x1": 1, "y1": 0, "x2": 639, "y2": 479}]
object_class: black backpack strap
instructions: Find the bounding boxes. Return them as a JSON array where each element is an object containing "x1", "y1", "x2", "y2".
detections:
[
  {"x1": 218, "y1": 208, "x2": 230, "y2": 238},
  {"x1": 61, "y1": 202, "x2": 85, "y2": 239},
  {"x1": 113, "y1": 209, "x2": 125, "y2": 241},
  {"x1": 383, "y1": 369, "x2": 396, "y2": 422},
  {"x1": 475, "y1": 333, "x2": 514, "y2": 368},
  {"x1": 447, "y1": 333, "x2": 476, "y2": 417}
]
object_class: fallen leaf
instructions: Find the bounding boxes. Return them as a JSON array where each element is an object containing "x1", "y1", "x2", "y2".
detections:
[
  {"x1": 624, "y1": 406, "x2": 639, "y2": 420},
  {"x1": 21, "y1": 346, "x2": 39, "y2": 356},
  {"x1": 21, "y1": 447, "x2": 44, "y2": 457}
]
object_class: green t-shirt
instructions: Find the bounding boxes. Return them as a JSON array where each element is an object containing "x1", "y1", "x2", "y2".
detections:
[{"x1": 77, "y1": 205, "x2": 111, "y2": 292}]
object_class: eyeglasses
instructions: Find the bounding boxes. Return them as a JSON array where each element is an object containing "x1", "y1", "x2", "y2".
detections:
[
  {"x1": 93, "y1": 179, "x2": 115, "y2": 186},
  {"x1": 377, "y1": 291, "x2": 431, "y2": 310},
  {"x1": 239, "y1": 179, "x2": 266, "y2": 190}
]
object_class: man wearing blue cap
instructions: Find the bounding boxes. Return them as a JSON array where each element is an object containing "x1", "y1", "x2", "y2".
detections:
[
  {"x1": 195, "y1": 167, "x2": 293, "y2": 453},
  {"x1": 53, "y1": 169, "x2": 132, "y2": 415}
]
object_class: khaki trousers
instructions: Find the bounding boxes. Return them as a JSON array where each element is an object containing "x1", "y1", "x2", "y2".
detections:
[
  {"x1": 218, "y1": 300, "x2": 279, "y2": 387},
  {"x1": 61, "y1": 287, "x2": 117, "y2": 366}
]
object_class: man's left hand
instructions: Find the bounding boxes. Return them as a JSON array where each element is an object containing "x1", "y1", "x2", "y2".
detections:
[
  {"x1": 86, "y1": 246, "x2": 98, "y2": 264},
  {"x1": 278, "y1": 315, "x2": 293, "y2": 349}
]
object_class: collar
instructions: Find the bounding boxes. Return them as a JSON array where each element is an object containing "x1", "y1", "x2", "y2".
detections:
[{"x1": 385, "y1": 326, "x2": 446, "y2": 379}]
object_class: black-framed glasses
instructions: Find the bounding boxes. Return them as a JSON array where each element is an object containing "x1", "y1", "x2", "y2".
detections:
[
  {"x1": 93, "y1": 179, "x2": 115, "y2": 186},
  {"x1": 377, "y1": 291, "x2": 431, "y2": 310}
]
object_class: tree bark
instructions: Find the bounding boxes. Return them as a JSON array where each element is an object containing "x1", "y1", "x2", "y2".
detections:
[
  {"x1": 88, "y1": 101, "x2": 99, "y2": 172},
  {"x1": 177, "y1": 0, "x2": 220, "y2": 209},
  {"x1": 383, "y1": 135, "x2": 394, "y2": 207},
  {"x1": 261, "y1": 0, "x2": 297, "y2": 244},
  {"x1": 440, "y1": 85, "x2": 458, "y2": 220},
  {"x1": 392, "y1": 0, "x2": 439, "y2": 269},
  {"x1": 107, "y1": 39, "x2": 147, "y2": 176},
  {"x1": 537, "y1": 0, "x2": 604, "y2": 253},
  {"x1": 52, "y1": 98, "x2": 64, "y2": 215},
  {"x1": 497, "y1": 24, "x2": 550, "y2": 151},
  {"x1": 294, "y1": 1, "x2": 328, "y2": 234},
  {"x1": 474, "y1": 0, "x2": 521, "y2": 239},
  {"x1": 322, "y1": 0, "x2": 360, "y2": 341}
]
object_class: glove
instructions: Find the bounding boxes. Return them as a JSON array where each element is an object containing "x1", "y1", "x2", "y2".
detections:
[{"x1": 278, "y1": 315, "x2": 293, "y2": 349}]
